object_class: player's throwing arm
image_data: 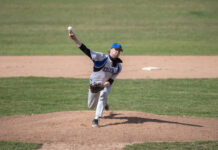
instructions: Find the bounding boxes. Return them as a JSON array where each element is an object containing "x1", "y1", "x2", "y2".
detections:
[{"x1": 68, "y1": 26, "x2": 82, "y2": 47}]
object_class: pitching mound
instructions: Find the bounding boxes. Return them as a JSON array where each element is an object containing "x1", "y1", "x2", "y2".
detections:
[{"x1": 0, "y1": 111, "x2": 217, "y2": 150}]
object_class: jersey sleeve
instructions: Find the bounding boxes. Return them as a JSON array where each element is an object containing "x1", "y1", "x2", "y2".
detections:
[
  {"x1": 79, "y1": 44, "x2": 107, "y2": 63},
  {"x1": 90, "y1": 50, "x2": 107, "y2": 61}
]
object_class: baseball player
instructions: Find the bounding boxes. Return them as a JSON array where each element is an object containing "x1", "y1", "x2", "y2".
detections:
[{"x1": 68, "y1": 30, "x2": 123, "y2": 127}]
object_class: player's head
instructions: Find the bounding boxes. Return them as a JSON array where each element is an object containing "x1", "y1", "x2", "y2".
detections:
[{"x1": 109, "y1": 43, "x2": 123, "y2": 58}]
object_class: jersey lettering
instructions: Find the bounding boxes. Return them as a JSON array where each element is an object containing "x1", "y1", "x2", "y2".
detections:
[{"x1": 103, "y1": 67, "x2": 116, "y2": 74}]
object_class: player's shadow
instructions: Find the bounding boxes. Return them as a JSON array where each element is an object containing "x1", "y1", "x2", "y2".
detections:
[{"x1": 101, "y1": 112, "x2": 203, "y2": 128}]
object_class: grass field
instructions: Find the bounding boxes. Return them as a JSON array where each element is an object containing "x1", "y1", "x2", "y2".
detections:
[
  {"x1": 0, "y1": 141, "x2": 42, "y2": 150},
  {"x1": 0, "y1": 77, "x2": 217, "y2": 118},
  {"x1": 123, "y1": 141, "x2": 218, "y2": 150},
  {"x1": 0, "y1": 0, "x2": 218, "y2": 55},
  {"x1": 0, "y1": 141, "x2": 217, "y2": 150}
]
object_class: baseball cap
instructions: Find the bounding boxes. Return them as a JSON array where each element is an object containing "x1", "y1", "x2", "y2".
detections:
[{"x1": 110, "y1": 43, "x2": 123, "y2": 51}]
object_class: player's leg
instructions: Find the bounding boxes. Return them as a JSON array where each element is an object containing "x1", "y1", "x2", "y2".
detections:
[
  {"x1": 88, "y1": 89, "x2": 100, "y2": 109},
  {"x1": 92, "y1": 85, "x2": 112, "y2": 127},
  {"x1": 95, "y1": 85, "x2": 112, "y2": 119}
]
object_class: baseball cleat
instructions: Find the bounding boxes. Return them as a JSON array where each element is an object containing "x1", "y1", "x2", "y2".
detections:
[
  {"x1": 105, "y1": 104, "x2": 109, "y2": 111},
  {"x1": 92, "y1": 119, "x2": 99, "y2": 127}
]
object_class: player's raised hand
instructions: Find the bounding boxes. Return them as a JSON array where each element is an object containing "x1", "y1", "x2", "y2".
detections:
[
  {"x1": 68, "y1": 26, "x2": 76, "y2": 40},
  {"x1": 68, "y1": 26, "x2": 82, "y2": 47},
  {"x1": 69, "y1": 31, "x2": 77, "y2": 41}
]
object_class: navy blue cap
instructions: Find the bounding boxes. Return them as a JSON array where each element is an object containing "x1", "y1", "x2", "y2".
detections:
[{"x1": 110, "y1": 43, "x2": 123, "y2": 51}]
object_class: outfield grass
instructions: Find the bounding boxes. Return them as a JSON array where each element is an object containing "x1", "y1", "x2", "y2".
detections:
[
  {"x1": 123, "y1": 141, "x2": 218, "y2": 150},
  {"x1": 0, "y1": 77, "x2": 217, "y2": 118},
  {"x1": 0, "y1": 141, "x2": 42, "y2": 150},
  {"x1": 0, "y1": 0, "x2": 218, "y2": 55},
  {"x1": 0, "y1": 141, "x2": 217, "y2": 150},
  {"x1": 0, "y1": 77, "x2": 89, "y2": 116}
]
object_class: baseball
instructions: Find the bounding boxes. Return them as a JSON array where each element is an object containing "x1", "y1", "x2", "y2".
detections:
[{"x1": 68, "y1": 26, "x2": 72, "y2": 31}]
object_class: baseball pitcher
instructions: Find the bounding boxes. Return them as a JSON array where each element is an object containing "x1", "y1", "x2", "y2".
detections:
[{"x1": 68, "y1": 29, "x2": 123, "y2": 127}]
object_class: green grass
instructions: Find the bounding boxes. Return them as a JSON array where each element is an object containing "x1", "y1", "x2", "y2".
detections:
[
  {"x1": 111, "y1": 78, "x2": 218, "y2": 118},
  {"x1": 123, "y1": 141, "x2": 218, "y2": 150},
  {"x1": 0, "y1": 77, "x2": 89, "y2": 116},
  {"x1": 0, "y1": 0, "x2": 218, "y2": 55},
  {"x1": 0, "y1": 141, "x2": 217, "y2": 150},
  {"x1": 0, "y1": 77, "x2": 217, "y2": 118},
  {"x1": 0, "y1": 141, "x2": 42, "y2": 150}
]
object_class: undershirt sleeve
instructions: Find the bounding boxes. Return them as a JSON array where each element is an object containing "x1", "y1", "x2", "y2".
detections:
[
  {"x1": 108, "y1": 78, "x2": 114, "y2": 85},
  {"x1": 79, "y1": 44, "x2": 91, "y2": 59}
]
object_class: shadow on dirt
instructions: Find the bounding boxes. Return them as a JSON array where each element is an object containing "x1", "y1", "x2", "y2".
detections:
[{"x1": 101, "y1": 112, "x2": 203, "y2": 128}]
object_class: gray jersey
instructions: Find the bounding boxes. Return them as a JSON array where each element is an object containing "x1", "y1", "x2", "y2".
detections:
[{"x1": 89, "y1": 50, "x2": 122, "y2": 84}]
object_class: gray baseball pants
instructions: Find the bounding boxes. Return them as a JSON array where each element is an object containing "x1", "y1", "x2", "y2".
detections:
[{"x1": 88, "y1": 85, "x2": 112, "y2": 119}]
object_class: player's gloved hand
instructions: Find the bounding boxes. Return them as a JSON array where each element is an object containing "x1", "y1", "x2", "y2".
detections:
[{"x1": 90, "y1": 83, "x2": 104, "y2": 93}]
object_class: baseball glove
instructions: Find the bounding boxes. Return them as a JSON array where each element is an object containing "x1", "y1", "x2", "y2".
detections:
[{"x1": 90, "y1": 83, "x2": 104, "y2": 93}]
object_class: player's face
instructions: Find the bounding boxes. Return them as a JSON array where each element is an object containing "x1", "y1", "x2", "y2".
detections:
[{"x1": 109, "y1": 48, "x2": 121, "y2": 58}]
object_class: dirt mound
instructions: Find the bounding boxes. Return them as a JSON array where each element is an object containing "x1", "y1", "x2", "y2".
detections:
[{"x1": 0, "y1": 111, "x2": 217, "y2": 150}]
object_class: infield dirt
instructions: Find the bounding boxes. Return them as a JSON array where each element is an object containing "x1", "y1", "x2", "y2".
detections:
[
  {"x1": 0, "y1": 56, "x2": 218, "y2": 150},
  {"x1": 0, "y1": 56, "x2": 218, "y2": 79}
]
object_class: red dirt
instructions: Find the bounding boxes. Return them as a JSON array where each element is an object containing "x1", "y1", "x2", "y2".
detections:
[
  {"x1": 0, "y1": 56, "x2": 218, "y2": 150},
  {"x1": 0, "y1": 56, "x2": 218, "y2": 79}
]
